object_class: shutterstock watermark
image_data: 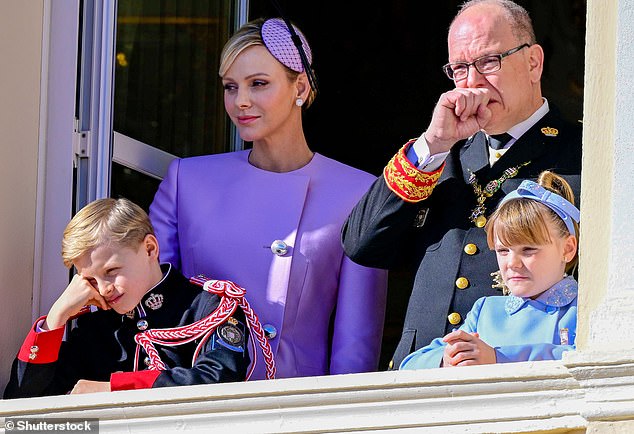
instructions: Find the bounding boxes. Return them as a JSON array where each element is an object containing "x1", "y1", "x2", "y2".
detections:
[{"x1": 4, "y1": 418, "x2": 99, "y2": 434}]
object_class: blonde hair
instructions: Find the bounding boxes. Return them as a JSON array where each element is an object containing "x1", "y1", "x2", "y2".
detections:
[
  {"x1": 486, "y1": 171, "x2": 579, "y2": 273},
  {"x1": 218, "y1": 18, "x2": 317, "y2": 108},
  {"x1": 61, "y1": 198, "x2": 154, "y2": 268}
]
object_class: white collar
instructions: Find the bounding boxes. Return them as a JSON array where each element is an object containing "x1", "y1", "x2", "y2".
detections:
[{"x1": 503, "y1": 98, "x2": 550, "y2": 144}]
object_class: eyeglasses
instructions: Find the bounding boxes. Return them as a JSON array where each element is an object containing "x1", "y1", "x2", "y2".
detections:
[{"x1": 442, "y1": 43, "x2": 530, "y2": 81}]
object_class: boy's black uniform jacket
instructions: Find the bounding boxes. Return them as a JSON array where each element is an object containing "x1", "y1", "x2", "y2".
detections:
[
  {"x1": 4, "y1": 264, "x2": 249, "y2": 398},
  {"x1": 342, "y1": 108, "x2": 582, "y2": 369}
]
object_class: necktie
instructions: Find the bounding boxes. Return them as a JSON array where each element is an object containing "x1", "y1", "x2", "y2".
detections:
[{"x1": 488, "y1": 132, "x2": 513, "y2": 150}]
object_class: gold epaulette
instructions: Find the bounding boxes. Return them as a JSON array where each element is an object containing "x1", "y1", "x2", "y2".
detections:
[{"x1": 383, "y1": 140, "x2": 444, "y2": 203}]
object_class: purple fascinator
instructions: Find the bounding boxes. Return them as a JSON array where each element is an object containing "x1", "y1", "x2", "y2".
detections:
[{"x1": 261, "y1": 18, "x2": 312, "y2": 73}]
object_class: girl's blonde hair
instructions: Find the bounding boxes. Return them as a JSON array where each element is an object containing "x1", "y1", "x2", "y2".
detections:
[
  {"x1": 61, "y1": 198, "x2": 154, "y2": 268},
  {"x1": 218, "y1": 18, "x2": 317, "y2": 108},
  {"x1": 486, "y1": 171, "x2": 579, "y2": 273}
]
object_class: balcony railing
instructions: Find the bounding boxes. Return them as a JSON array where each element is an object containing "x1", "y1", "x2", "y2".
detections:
[{"x1": 3, "y1": 351, "x2": 634, "y2": 433}]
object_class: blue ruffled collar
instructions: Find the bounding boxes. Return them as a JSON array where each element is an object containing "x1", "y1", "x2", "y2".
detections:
[{"x1": 505, "y1": 275, "x2": 578, "y2": 315}]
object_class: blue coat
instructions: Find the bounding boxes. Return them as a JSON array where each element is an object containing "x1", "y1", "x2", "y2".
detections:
[{"x1": 400, "y1": 276, "x2": 578, "y2": 370}]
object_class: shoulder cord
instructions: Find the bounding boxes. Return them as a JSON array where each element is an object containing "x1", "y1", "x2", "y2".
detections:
[{"x1": 133, "y1": 276, "x2": 276, "y2": 380}]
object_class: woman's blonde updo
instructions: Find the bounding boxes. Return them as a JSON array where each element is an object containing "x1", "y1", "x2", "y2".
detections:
[{"x1": 218, "y1": 18, "x2": 317, "y2": 108}]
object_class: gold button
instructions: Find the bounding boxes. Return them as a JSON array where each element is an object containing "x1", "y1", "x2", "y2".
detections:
[
  {"x1": 448, "y1": 312, "x2": 462, "y2": 325},
  {"x1": 464, "y1": 243, "x2": 477, "y2": 255},
  {"x1": 455, "y1": 277, "x2": 469, "y2": 289},
  {"x1": 495, "y1": 152, "x2": 502, "y2": 159},
  {"x1": 388, "y1": 360, "x2": 394, "y2": 370},
  {"x1": 475, "y1": 215, "x2": 487, "y2": 228}
]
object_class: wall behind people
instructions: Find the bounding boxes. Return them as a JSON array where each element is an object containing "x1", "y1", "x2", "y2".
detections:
[
  {"x1": 0, "y1": 0, "x2": 44, "y2": 392},
  {"x1": 250, "y1": 0, "x2": 586, "y2": 369}
]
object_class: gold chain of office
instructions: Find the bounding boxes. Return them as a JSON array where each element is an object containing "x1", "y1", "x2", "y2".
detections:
[{"x1": 467, "y1": 161, "x2": 530, "y2": 228}]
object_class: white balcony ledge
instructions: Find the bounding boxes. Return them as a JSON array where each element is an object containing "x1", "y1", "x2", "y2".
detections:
[{"x1": 3, "y1": 352, "x2": 634, "y2": 433}]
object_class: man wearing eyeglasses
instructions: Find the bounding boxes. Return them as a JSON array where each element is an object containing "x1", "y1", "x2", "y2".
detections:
[{"x1": 342, "y1": 0, "x2": 582, "y2": 369}]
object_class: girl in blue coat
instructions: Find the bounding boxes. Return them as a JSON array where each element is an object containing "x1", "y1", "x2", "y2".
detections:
[{"x1": 400, "y1": 171, "x2": 579, "y2": 369}]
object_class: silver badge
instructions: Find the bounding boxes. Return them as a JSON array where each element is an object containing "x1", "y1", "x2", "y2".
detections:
[
  {"x1": 560, "y1": 328, "x2": 569, "y2": 345},
  {"x1": 28, "y1": 346, "x2": 39, "y2": 360},
  {"x1": 414, "y1": 208, "x2": 429, "y2": 228},
  {"x1": 144, "y1": 293, "x2": 164, "y2": 310},
  {"x1": 219, "y1": 323, "x2": 244, "y2": 346},
  {"x1": 137, "y1": 319, "x2": 149, "y2": 331}
]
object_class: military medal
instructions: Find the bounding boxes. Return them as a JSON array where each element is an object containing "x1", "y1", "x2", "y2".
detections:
[
  {"x1": 28, "y1": 345, "x2": 39, "y2": 360},
  {"x1": 219, "y1": 323, "x2": 244, "y2": 346},
  {"x1": 467, "y1": 161, "x2": 530, "y2": 227},
  {"x1": 560, "y1": 328, "x2": 569, "y2": 345}
]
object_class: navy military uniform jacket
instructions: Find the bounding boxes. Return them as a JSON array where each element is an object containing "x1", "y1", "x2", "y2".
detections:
[
  {"x1": 4, "y1": 264, "x2": 249, "y2": 398},
  {"x1": 342, "y1": 108, "x2": 582, "y2": 368}
]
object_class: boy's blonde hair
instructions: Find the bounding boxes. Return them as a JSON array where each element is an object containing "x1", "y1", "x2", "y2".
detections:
[
  {"x1": 486, "y1": 171, "x2": 579, "y2": 273},
  {"x1": 61, "y1": 198, "x2": 154, "y2": 268}
]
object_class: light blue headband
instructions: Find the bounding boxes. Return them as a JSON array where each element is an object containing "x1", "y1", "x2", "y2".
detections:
[{"x1": 499, "y1": 180, "x2": 580, "y2": 236}]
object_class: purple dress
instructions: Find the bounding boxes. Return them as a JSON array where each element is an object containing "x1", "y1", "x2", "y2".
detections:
[{"x1": 149, "y1": 150, "x2": 388, "y2": 379}]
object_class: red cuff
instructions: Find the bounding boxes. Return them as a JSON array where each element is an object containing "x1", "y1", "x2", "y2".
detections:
[
  {"x1": 383, "y1": 141, "x2": 444, "y2": 203},
  {"x1": 110, "y1": 370, "x2": 161, "y2": 391},
  {"x1": 17, "y1": 316, "x2": 66, "y2": 364}
]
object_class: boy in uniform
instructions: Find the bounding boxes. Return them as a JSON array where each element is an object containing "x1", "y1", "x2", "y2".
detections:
[{"x1": 5, "y1": 198, "x2": 250, "y2": 397}]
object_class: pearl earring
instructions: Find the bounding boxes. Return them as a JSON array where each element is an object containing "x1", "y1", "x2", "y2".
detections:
[{"x1": 295, "y1": 98, "x2": 304, "y2": 107}]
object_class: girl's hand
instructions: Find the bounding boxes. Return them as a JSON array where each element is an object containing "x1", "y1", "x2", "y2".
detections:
[
  {"x1": 441, "y1": 330, "x2": 497, "y2": 367},
  {"x1": 44, "y1": 274, "x2": 109, "y2": 330}
]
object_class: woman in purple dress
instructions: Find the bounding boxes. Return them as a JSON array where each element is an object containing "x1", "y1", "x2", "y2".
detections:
[{"x1": 149, "y1": 18, "x2": 387, "y2": 380}]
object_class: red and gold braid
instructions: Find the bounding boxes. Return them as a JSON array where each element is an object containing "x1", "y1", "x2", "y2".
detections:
[{"x1": 383, "y1": 140, "x2": 444, "y2": 203}]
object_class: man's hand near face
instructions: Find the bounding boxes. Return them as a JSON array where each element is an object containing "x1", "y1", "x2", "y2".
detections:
[{"x1": 424, "y1": 88, "x2": 493, "y2": 155}]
